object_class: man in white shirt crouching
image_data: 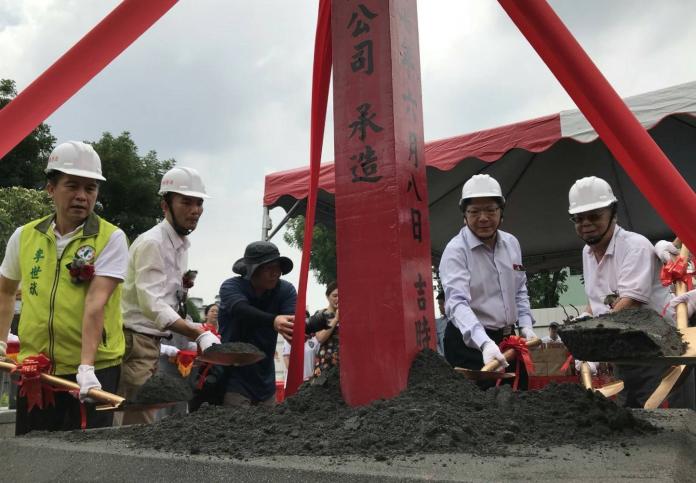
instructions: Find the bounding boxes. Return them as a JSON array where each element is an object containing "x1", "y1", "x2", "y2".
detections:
[{"x1": 115, "y1": 167, "x2": 219, "y2": 425}]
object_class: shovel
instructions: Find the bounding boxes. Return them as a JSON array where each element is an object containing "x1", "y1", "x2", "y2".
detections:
[
  {"x1": 579, "y1": 361, "x2": 624, "y2": 398},
  {"x1": 0, "y1": 360, "x2": 125, "y2": 407},
  {"x1": 455, "y1": 337, "x2": 542, "y2": 381},
  {"x1": 0, "y1": 360, "x2": 181, "y2": 412},
  {"x1": 644, "y1": 243, "x2": 694, "y2": 409}
]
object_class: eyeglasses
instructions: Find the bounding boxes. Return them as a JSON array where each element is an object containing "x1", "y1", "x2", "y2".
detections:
[
  {"x1": 569, "y1": 210, "x2": 606, "y2": 224},
  {"x1": 465, "y1": 206, "x2": 500, "y2": 218}
]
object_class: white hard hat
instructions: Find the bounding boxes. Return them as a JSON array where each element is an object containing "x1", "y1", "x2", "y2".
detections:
[
  {"x1": 460, "y1": 174, "x2": 505, "y2": 207},
  {"x1": 158, "y1": 167, "x2": 209, "y2": 199},
  {"x1": 568, "y1": 176, "x2": 617, "y2": 214},
  {"x1": 45, "y1": 141, "x2": 106, "y2": 181}
]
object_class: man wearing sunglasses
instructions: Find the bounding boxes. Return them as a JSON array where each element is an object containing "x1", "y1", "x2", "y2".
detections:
[
  {"x1": 439, "y1": 174, "x2": 536, "y2": 387},
  {"x1": 568, "y1": 176, "x2": 683, "y2": 407}
]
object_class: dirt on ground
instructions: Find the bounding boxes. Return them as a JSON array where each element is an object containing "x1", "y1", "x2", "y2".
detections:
[
  {"x1": 559, "y1": 308, "x2": 686, "y2": 361},
  {"x1": 58, "y1": 349, "x2": 655, "y2": 459}
]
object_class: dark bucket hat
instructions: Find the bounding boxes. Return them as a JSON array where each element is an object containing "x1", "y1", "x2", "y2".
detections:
[{"x1": 233, "y1": 241, "x2": 293, "y2": 280}]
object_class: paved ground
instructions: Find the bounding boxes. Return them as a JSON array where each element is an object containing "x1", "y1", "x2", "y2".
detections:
[{"x1": 3, "y1": 410, "x2": 695, "y2": 482}]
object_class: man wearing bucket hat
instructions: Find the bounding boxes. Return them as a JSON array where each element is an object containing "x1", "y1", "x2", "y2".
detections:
[
  {"x1": 0, "y1": 141, "x2": 129, "y2": 434},
  {"x1": 439, "y1": 174, "x2": 536, "y2": 387},
  {"x1": 217, "y1": 241, "x2": 296, "y2": 406},
  {"x1": 567, "y1": 176, "x2": 694, "y2": 408},
  {"x1": 116, "y1": 167, "x2": 220, "y2": 425}
]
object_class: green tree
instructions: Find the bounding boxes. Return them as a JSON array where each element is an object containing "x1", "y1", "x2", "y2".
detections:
[
  {"x1": 526, "y1": 269, "x2": 569, "y2": 309},
  {"x1": 283, "y1": 216, "x2": 337, "y2": 285},
  {"x1": 90, "y1": 132, "x2": 175, "y2": 241},
  {"x1": 0, "y1": 79, "x2": 57, "y2": 188},
  {"x1": 0, "y1": 187, "x2": 53, "y2": 258}
]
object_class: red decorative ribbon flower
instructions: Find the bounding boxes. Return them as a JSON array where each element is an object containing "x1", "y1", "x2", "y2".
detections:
[
  {"x1": 660, "y1": 256, "x2": 695, "y2": 290},
  {"x1": 17, "y1": 354, "x2": 55, "y2": 412},
  {"x1": 66, "y1": 257, "x2": 95, "y2": 284},
  {"x1": 498, "y1": 336, "x2": 535, "y2": 391},
  {"x1": 175, "y1": 350, "x2": 197, "y2": 378}
]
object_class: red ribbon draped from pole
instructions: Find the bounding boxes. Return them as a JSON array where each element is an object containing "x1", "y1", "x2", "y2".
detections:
[
  {"x1": 17, "y1": 354, "x2": 55, "y2": 412},
  {"x1": 498, "y1": 336, "x2": 535, "y2": 391},
  {"x1": 0, "y1": 0, "x2": 178, "y2": 160},
  {"x1": 660, "y1": 257, "x2": 695, "y2": 291},
  {"x1": 285, "y1": 0, "x2": 333, "y2": 398},
  {"x1": 497, "y1": 0, "x2": 696, "y2": 255}
]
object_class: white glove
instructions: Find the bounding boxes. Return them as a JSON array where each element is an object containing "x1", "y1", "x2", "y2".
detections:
[
  {"x1": 520, "y1": 327, "x2": 537, "y2": 340},
  {"x1": 7, "y1": 333, "x2": 19, "y2": 343},
  {"x1": 160, "y1": 344, "x2": 179, "y2": 358},
  {"x1": 0, "y1": 341, "x2": 6, "y2": 357},
  {"x1": 76, "y1": 365, "x2": 101, "y2": 403},
  {"x1": 574, "y1": 360, "x2": 598, "y2": 375},
  {"x1": 655, "y1": 240, "x2": 679, "y2": 264},
  {"x1": 481, "y1": 340, "x2": 509, "y2": 371},
  {"x1": 572, "y1": 312, "x2": 592, "y2": 321},
  {"x1": 669, "y1": 289, "x2": 696, "y2": 318},
  {"x1": 196, "y1": 331, "x2": 220, "y2": 352}
]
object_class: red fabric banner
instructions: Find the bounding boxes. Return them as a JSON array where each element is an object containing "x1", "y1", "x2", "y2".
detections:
[
  {"x1": 0, "y1": 0, "x2": 178, "y2": 160},
  {"x1": 498, "y1": 0, "x2": 696, "y2": 256},
  {"x1": 285, "y1": 0, "x2": 333, "y2": 397}
]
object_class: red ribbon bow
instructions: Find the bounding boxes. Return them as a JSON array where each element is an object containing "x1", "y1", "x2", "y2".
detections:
[
  {"x1": 175, "y1": 350, "x2": 197, "y2": 378},
  {"x1": 660, "y1": 257, "x2": 694, "y2": 290},
  {"x1": 498, "y1": 336, "x2": 535, "y2": 391},
  {"x1": 17, "y1": 354, "x2": 55, "y2": 412}
]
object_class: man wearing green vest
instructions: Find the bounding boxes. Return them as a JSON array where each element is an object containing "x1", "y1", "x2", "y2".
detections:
[{"x1": 0, "y1": 141, "x2": 129, "y2": 435}]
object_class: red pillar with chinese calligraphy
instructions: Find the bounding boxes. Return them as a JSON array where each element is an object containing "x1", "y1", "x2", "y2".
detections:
[{"x1": 332, "y1": 0, "x2": 434, "y2": 406}]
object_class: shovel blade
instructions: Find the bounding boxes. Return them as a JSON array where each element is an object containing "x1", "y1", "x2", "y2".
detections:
[
  {"x1": 455, "y1": 367, "x2": 516, "y2": 381},
  {"x1": 596, "y1": 380, "x2": 624, "y2": 398}
]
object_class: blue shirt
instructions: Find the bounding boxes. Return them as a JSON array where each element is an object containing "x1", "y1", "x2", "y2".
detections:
[
  {"x1": 218, "y1": 276, "x2": 296, "y2": 401},
  {"x1": 439, "y1": 226, "x2": 534, "y2": 350}
]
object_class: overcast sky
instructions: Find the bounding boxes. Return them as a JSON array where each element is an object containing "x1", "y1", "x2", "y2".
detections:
[{"x1": 2, "y1": 1, "x2": 695, "y2": 311}]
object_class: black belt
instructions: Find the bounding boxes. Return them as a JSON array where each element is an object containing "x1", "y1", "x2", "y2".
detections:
[{"x1": 485, "y1": 325, "x2": 515, "y2": 338}]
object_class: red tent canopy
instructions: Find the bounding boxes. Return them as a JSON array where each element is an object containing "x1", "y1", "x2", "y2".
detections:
[{"x1": 264, "y1": 81, "x2": 696, "y2": 271}]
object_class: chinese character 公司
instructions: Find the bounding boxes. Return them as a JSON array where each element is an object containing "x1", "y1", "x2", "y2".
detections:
[
  {"x1": 347, "y1": 4, "x2": 377, "y2": 37},
  {"x1": 351, "y1": 40, "x2": 374, "y2": 75}
]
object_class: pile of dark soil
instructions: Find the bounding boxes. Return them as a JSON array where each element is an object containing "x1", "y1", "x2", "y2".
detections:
[
  {"x1": 62, "y1": 350, "x2": 654, "y2": 458},
  {"x1": 560, "y1": 308, "x2": 686, "y2": 361},
  {"x1": 129, "y1": 373, "x2": 193, "y2": 405},
  {"x1": 203, "y1": 342, "x2": 264, "y2": 356}
]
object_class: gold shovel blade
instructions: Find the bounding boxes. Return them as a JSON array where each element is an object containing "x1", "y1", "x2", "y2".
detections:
[
  {"x1": 454, "y1": 367, "x2": 516, "y2": 381},
  {"x1": 596, "y1": 380, "x2": 624, "y2": 398}
]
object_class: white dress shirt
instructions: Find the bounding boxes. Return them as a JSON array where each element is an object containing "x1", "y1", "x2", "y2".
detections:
[
  {"x1": 439, "y1": 226, "x2": 534, "y2": 350},
  {"x1": 283, "y1": 337, "x2": 321, "y2": 381},
  {"x1": 121, "y1": 219, "x2": 190, "y2": 336},
  {"x1": 0, "y1": 223, "x2": 128, "y2": 281},
  {"x1": 582, "y1": 225, "x2": 671, "y2": 318}
]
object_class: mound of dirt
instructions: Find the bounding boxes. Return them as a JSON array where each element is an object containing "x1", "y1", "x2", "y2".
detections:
[
  {"x1": 129, "y1": 373, "x2": 193, "y2": 406},
  {"x1": 60, "y1": 349, "x2": 654, "y2": 459}
]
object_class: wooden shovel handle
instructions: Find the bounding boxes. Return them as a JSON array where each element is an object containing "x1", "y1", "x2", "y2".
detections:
[
  {"x1": 480, "y1": 337, "x2": 542, "y2": 372},
  {"x1": 0, "y1": 360, "x2": 125, "y2": 407},
  {"x1": 580, "y1": 361, "x2": 593, "y2": 389}
]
